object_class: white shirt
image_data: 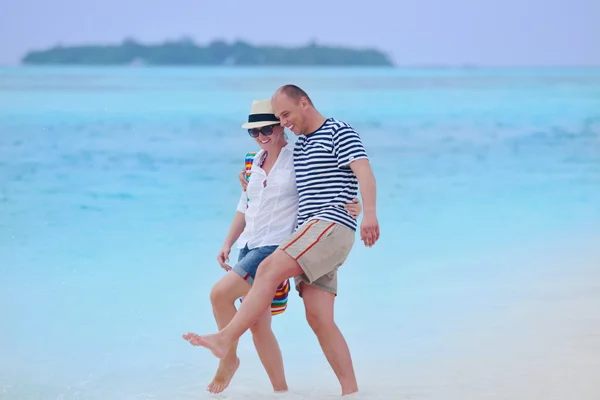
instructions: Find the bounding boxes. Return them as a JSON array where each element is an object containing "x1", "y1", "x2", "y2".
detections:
[{"x1": 236, "y1": 144, "x2": 298, "y2": 249}]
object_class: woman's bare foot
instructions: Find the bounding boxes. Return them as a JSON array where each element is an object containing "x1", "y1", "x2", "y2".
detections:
[
  {"x1": 182, "y1": 332, "x2": 229, "y2": 359},
  {"x1": 206, "y1": 357, "x2": 240, "y2": 394}
]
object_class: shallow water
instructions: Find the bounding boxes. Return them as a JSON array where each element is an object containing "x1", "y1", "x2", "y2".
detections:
[{"x1": 1, "y1": 66, "x2": 599, "y2": 399}]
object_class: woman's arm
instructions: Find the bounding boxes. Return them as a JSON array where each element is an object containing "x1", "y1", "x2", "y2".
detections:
[{"x1": 216, "y1": 194, "x2": 248, "y2": 270}]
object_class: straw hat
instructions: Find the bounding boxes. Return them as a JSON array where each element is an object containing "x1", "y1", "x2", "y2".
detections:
[{"x1": 241, "y1": 99, "x2": 281, "y2": 129}]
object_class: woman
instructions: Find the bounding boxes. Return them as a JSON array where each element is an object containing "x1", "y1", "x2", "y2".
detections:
[{"x1": 183, "y1": 99, "x2": 362, "y2": 394}]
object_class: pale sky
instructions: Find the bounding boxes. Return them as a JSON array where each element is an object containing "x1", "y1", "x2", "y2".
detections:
[{"x1": 0, "y1": 0, "x2": 598, "y2": 66}]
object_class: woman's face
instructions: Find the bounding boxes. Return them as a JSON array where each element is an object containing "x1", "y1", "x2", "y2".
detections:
[{"x1": 248, "y1": 124, "x2": 285, "y2": 151}]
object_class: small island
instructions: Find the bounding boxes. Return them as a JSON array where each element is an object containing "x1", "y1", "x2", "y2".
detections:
[{"x1": 21, "y1": 38, "x2": 394, "y2": 67}]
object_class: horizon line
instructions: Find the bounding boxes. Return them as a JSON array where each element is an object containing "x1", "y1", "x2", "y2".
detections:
[{"x1": 2, "y1": 63, "x2": 600, "y2": 68}]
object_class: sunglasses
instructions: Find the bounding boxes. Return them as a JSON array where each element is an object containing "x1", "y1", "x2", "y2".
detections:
[{"x1": 248, "y1": 124, "x2": 278, "y2": 138}]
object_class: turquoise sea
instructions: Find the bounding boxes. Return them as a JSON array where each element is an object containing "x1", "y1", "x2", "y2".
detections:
[{"x1": 1, "y1": 67, "x2": 599, "y2": 399}]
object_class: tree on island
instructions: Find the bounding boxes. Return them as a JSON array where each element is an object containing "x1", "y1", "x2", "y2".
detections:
[{"x1": 21, "y1": 38, "x2": 394, "y2": 67}]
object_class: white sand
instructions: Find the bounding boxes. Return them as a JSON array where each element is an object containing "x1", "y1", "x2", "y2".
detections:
[
  {"x1": 361, "y1": 235, "x2": 600, "y2": 400},
  {"x1": 2, "y1": 236, "x2": 598, "y2": 400}
]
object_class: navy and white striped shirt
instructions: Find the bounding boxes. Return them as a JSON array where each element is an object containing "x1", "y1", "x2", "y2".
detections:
[{"x1": 294, "y1": 118, "x2": 369, "y2": 232}]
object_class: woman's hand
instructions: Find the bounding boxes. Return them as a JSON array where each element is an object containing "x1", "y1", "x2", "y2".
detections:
[
  {"x1": 216, "y1": 246, "x2": 232, "y2": 271},
  {"x1": 345, "y1": 197, "x2": 362, "y2": 219}
]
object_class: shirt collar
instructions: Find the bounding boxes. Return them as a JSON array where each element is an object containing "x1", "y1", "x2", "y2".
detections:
[
  {"x1": 282, "y1": 142, "x2": 294, "y2": 153},
  {"x1": 255, "y1": 143, "x2": 293, "y2": 167}
]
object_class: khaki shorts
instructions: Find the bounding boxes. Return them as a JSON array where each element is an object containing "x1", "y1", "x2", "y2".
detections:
[{"x1": 278, "y1": 219, "x2": 355, "y2": 296}]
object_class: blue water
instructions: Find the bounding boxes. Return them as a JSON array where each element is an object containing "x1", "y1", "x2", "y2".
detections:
[{"x1": 1, "y1": 67, "x2": 599, "y2": 399}]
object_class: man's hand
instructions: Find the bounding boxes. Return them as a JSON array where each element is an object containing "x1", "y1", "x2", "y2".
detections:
[
  {"x1": 348, "y1": 158, "x2": 379, "y2": 247},
  {"x1": 360, "y1": 212, "x2": 379, "y2": 247},
  {"x1": 238, "y1": 169, "x2": 248, "y2": 191},
  {"x1": 217, "y1": 246, "x2": 232, "y2": 271}
]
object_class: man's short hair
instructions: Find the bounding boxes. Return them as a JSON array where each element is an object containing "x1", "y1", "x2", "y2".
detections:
[{"x1": 277, "y1": 84, "x2": 313, "y2": 106}]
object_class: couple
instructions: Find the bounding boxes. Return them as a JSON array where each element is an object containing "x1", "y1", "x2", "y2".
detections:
[{"x1": 183, "y1": 85, "x2": 380, "y2": 397}]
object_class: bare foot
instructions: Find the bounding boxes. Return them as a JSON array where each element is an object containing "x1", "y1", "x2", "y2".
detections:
[
  {"x1": 206, "y1": 357, "x2": 240, "y2": 394},
  {"x1": 182, "y1": 332, "x2": 229, "y2": 359}
]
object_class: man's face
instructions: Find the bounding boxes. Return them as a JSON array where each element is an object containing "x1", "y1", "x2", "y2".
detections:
[{"x1": 272, "y1": 93, "x2": 307, "y2": 135}]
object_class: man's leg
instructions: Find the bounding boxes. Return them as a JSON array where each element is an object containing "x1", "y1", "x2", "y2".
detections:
[
  {"x1": 288, "y1": 220, "x2": 357, "y2": 395},
  {"x1": 185, "y1": 220, "x2": 353, "y2": 360},
  {"x1": 300, "y1": 282, "x2": 358, "y2": 396},
  {"x1": 183, "y1": 249, "x2": 302, "y2": 358}
]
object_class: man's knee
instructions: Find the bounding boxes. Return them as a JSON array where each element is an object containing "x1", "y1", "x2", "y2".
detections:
[
  {"x1": 302, "y1": 284, "x2": 336, "y2": 333},
  {"x1": 306, "y1": 306, "x2": 335, "y2": 334},
  {"x1": 254, "y1": 255, "x2": 276, "y2": 282},
  {"x1": 255, "y1": 249, "x2": 299, "y2": 283}
]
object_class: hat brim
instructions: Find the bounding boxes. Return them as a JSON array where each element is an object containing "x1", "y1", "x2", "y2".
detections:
[{"x1": 241, "y1": 121, "x2": 281, "y2": 129}]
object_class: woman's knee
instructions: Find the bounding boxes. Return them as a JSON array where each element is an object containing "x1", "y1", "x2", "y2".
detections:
[
  {"x1": 210, "y1": 279, "x2": 234, "y2": 305},
  {"x1": 250, "y1": 321, "x2": 272, "y2": 337},
  {"x1": 250, "y1": 313, "x2": 274, "y2": 337}
]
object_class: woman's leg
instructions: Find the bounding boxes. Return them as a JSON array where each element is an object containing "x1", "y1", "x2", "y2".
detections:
[
  {"x1": 205, "y1": 271, "x2": 251, "y2": 393},
  {"x1": 249, "y1": 307, "x2": 288, "y2": 392},
  {"x1": 184, "y1": 245, "x2": 287, "y2": 393}
]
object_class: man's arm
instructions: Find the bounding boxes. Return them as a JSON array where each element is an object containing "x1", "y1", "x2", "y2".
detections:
[
  {"x1": 332, "y1": 124, "x2": 380, "y2": 247},
  {"x1": 349, "y1": 159, "x2": 376, "y2": 216},
  {"x1": 350, "y1": 159, "x2": 379, "y2": 247}
]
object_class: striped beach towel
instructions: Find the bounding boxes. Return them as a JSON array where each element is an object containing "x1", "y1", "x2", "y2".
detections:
[
  {"x1": 243, "y1": 151, "x2": 290, "y2": 316},
  {"x1": 244, "y1": 151, "x2": 256, "y2": 182},
  {"x1": 271, "y1": 279, "x2": 290, "y2": 316}
]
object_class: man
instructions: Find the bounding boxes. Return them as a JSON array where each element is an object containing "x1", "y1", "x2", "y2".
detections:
[{"x1": 184, "y1": 85, "x2": 380, "y2": 396}]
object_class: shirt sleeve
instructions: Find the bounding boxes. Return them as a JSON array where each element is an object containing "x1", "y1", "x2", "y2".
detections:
[
  {"x1": 236, "y1": 190, "x2": 247, "y2": 214},
  {"x1": 332, "y1": 124, "x2": 369, "y2": 168}
]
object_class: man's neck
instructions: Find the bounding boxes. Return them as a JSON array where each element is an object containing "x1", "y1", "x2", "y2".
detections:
[{"x1": 304, "y1": 111, "x2": 327, "y2": 134}]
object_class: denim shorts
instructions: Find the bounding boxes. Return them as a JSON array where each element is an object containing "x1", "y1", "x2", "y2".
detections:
[{"x1": 232, "y1": 244, "x2": 278, "y2": 285}]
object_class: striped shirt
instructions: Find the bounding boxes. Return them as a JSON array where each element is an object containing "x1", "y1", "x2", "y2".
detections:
[{"x1": 294, "y1": 118, "x2": 369, "y2": 231}]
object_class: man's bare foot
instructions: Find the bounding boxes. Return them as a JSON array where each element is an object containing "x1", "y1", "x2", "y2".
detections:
[
  {"x1": 181, "y1": 332, "x2": 228, "y2": 359},
  {"x1": 206, "y1": 357, "x2": 240, "y2": 394},
  {"x1": 342, "y1": 387, "x2": 359, "y2": 396}
]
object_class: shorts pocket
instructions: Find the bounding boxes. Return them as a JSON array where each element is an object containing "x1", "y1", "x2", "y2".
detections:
[{"x1": 257, "y1": 245, "x2": 277, "y2": 255}]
